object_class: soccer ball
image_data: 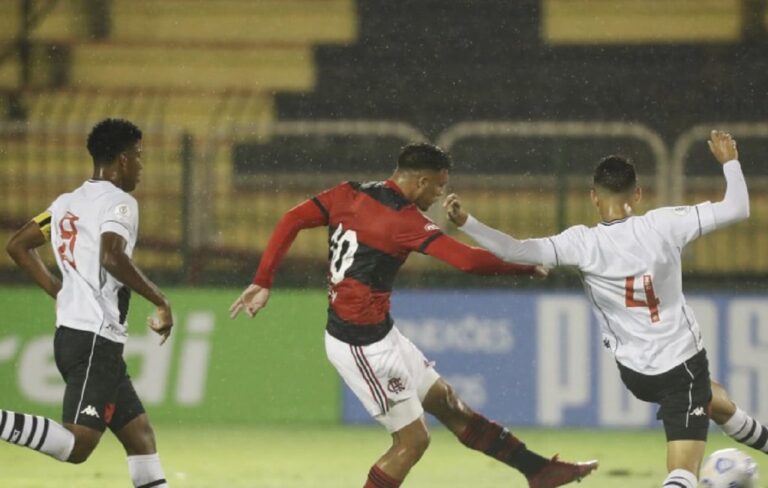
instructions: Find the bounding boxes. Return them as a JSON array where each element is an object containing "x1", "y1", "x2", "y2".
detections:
[{"x1": 699, "y1": 448, "x2": 759, "y2": 488}]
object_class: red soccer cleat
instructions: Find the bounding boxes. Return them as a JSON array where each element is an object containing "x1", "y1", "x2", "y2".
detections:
[{"x1": 527, "y1": 455, "x2": 599, "y2": 488}]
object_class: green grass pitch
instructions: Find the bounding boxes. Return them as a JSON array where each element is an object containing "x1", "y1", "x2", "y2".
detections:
[{"x1": 1, "y1": 425, "x2": 765, "y2": 487}]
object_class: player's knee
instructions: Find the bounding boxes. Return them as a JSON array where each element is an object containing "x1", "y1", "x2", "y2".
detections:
[
  {"x1": 403, "y1": 428, "x2": 431, "y2": 460},
  {"x1": 67, "y1": 435, "x2": 99, "y2": 464}
]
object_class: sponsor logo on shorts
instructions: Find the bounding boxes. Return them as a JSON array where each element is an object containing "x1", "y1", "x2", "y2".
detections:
[
  {"x1": 689, "y1": 406, "x2": 706, "y2": 417},
  {"x1": 80, "y1": 405, "x2": 100, "y2": 418},
  {"x1": 387, "y1": 377, "x2": 406, "y2": 394}
]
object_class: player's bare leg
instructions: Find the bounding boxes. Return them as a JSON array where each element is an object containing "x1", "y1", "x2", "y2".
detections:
[
  {"x1": 711, "y1": 380, "x2": 768, "y2": 454},
  {"x1": 663, "y1": 440, "x2": 705, "y2": 487},
  {"x1": 364, "y1": 416, "x2": 430, "y2": 488},
  {"x1": 115, "y1": 414, "x2": 168, "y2": 488},
  {"x1": 63, "y1": 423, "x2": 102, "y2": 463},
  {"x1": 422, "y1": 378, "x2": 597, "y2": 487}
]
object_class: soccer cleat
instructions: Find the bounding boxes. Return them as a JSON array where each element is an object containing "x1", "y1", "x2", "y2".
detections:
[{"x1": 527, "y1": 455, "x2": 598, "y2": 488}]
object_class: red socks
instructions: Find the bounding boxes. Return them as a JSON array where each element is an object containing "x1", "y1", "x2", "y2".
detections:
[
  {"x1": 364, "y1": 465, "x2": 402, "y2": 488},
  {"x1": 459, "y1": 413, "x2": 547, "y2": 476}
]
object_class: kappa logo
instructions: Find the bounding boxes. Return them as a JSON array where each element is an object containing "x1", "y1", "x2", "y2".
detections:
[
  {"x1": 689, "y1": 406, "x2": 706, "y2": 417},
  {"x1": 9, "y1": 429, "x2": 21, "y2": 443},
  {"x1": 80, "y1": 405, "x2": 100, "y2": 418}
]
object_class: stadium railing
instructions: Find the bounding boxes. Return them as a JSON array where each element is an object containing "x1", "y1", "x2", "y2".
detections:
[{"x1": 1, "y1": 119, "x2": 766, "y2": 285}]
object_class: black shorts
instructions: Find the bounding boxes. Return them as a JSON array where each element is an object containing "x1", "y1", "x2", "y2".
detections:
[
  {"x1": 617, "y1": 349, "x2": 712, "y2": 441},
  {"x1": 54, "y1": 326, "x2": 145, "y2": 433}
]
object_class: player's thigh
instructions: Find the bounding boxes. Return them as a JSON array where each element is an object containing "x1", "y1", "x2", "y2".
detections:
[
  {"x1": 657, "y1": 354, "x2": 712, "y2": 443},
  {"x1": 109, "y1": 374, "x2": 151, "y2": 454},
  {"x1": 325, "y1": 329, "x2": 423, "y2": 432},
  {"x1": 54, "y1": 327, "x2": 124, "y2": 433},
  {"x1": 392, "y1": 327, "x2": 440, "y2": 402},
  {"x1": 108, "y1": 372, "x2": 147, "y2": 433}
]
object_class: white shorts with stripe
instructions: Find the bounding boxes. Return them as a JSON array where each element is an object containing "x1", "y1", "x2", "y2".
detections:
[{"x1": 325, "y1": 326, "x2": 440, "y2": 433}]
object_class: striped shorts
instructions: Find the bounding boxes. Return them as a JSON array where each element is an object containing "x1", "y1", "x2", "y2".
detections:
[{"x1": 325, "y1": 326, "x2": 439, "y2": 432}]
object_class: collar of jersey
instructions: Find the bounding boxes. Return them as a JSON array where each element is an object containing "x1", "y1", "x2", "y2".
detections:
[{"x1": 599, "y1": 216, "x2": 630, "y2": 226}]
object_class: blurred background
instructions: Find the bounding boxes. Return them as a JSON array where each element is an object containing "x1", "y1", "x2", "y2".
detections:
[{"x1": 1, "y1": 1, "x2": 768, "y2": 485}]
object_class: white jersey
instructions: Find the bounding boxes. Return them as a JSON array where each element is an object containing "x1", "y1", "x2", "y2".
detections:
[
  {"x1": 546, "y1": 203, "x2": 717, "y2": 374},
  {"x1": 47, "y1": 180, "x2": 139, "y2": 343},
  {"x1": 461, "y1": 161, "x2": 748, "y2": 376}
]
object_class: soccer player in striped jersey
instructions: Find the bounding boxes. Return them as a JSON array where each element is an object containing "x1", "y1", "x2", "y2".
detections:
[
  {"x1": 231, "y1": 143, "x2": 597, "y2": 488},
  {"x1": 5, "y1": 119, "x2": 173, "y2": 488},
  {"x1": 446, "y1": 130, "x2": 764, "y2": 488}
]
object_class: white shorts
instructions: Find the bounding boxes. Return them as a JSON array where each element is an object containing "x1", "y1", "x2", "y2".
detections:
[{"x1": 325, "y1": 326, "x2": 440, "y2": 433}]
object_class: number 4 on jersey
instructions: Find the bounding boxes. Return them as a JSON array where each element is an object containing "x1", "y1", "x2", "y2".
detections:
[{"x1": 625, "y1": 275, "x2": 661, "y2": 323}]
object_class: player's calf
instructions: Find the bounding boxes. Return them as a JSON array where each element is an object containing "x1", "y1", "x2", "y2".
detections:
[{"x1": 0, "y1": 409, "x2": 75, "y2": 462}]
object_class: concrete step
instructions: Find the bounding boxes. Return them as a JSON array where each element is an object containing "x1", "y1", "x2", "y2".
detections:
[
  {"x1": 110, "y1": 0, "x2": 357, "y2": 45},
  {"x1": 20, "y1": 89, "x2": 275, "y2": 135},
  {"x1": 544, "y1": 0, "x2": 742, "y2": 44},
  {"x1": 69, "y1": 43, "x2": 314, "y2": 91}
]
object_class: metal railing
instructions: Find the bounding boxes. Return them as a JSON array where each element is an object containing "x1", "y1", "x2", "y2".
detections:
[{"x1": 1, "y1": 119, "x2": 767, "y2": 285}]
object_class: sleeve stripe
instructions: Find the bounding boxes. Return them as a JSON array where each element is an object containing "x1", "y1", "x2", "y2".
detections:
[
  {"x1": 694, "y1": 205, "x2": 702, "y2": 238},
  {"x1": 311, "y1": 197, "x2": 329, "y2": 224},
  {"x1": 547, "y1": 237, "x2": 560, "y2": 266},
  {"x1": 417, "y1": 232, "x2": 443, "y2": 254}
]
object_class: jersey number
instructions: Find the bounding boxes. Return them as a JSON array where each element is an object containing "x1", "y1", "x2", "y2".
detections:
[
  {"x1": 625, "y1": 275, "x2": 660, "y2": 323},
  {"x1": 329, "y1": 225, "x2": 358, "y2": 285},
  {"x1": 57, "y1": 211, "x2": 80, "y2": 270}
]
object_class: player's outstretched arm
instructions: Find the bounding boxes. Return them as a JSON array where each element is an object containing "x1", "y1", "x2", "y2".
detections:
[
  {"x1": 230, "y1": 197, "x2": 327, "y2": 320},
  {"x1": 442, "y1": 193, "x2": 557, "y2": 266},
  {"x1": 229, "y1": 284, "x2": 271, "y2": 319},
  {"x1": 708, "y1": 130, "x2": 749, "y2": 228},
  {"x1": 101, "y1": 232, "x2": 173, "y2": 344},
  {"x1": 6, "y1": 219, "x2": 61, "y2": 299}
]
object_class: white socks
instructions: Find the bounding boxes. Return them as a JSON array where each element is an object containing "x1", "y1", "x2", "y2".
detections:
[
  {"x1": 662, "y1": 468, "x2": 697, "y2": 488},
  {"x1": 720, "y1": 407, "x2": 768, "y2": 453},
  {"x1": 128, "y1": 453, "x2": 169, "y2": 488},
  {"x1": 0, "y1": 410, "x2": 74, "y2": 461}
]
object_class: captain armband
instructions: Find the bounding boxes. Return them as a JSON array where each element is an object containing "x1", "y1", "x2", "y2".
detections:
[{"x1": 32, "y1": 210, "x2": 52, "y2": 241}]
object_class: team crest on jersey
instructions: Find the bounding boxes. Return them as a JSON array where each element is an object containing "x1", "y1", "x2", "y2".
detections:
[
  {"x1": 673, "y1": 206, "x2": 690, "y2": 216},
  {"x1": 114, "y1": 203, "x2": 131, "y2": 220},
  {"x1": 424, "y1": 223, "x2": 440, "y2": 232}
]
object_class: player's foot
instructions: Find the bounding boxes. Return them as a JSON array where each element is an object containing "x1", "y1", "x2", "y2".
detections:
[{"x1": 527, "y1": 455, "x2": 598, "y2": 488}]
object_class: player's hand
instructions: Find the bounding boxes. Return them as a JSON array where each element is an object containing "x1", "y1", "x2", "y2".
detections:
[
  {"x1": 443, "y1": 193, "x2": 468, "y2": 226},
  {"x1": 229, "y1": 284, "x2": 271, "y2": 319},
  {"x1": 148, "y1": 302, "x2": 173, "y2": 345},
  {"x1": 532, "y1": 265, "x2": 550, "y2": 280},
  {"x1": 708, "y1": 130, "x2": 738, "y2": 165}
]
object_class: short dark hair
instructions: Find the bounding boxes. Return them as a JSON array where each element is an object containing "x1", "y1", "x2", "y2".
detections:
[
  {"x1": 397, "y1": 143, "x2": 452, "y2": 171},
  {"x1": 593, "y1": 155, "x2": 637, "y2": 193},
  {"x1": 86, "y1": 118, "x2": 142, "y2": 166}
]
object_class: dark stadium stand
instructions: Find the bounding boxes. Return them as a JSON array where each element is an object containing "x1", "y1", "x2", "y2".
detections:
[{"x1": 276, "y1": 0, "x2": 768, "y2": 176}]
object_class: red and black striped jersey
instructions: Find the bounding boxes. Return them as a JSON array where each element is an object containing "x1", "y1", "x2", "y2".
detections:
[{"x1": 253, "y1": 179, "x2": 536, "y2": 345}]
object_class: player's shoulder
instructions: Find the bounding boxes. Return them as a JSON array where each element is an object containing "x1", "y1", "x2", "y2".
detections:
[
  {"x1": 349, "y1": 180, "x2": 411, "y2": 211},
  {"x1": 560, "y1": 223, "x2": 592, "y2": 237},
  {"x1": 642, "y1": 205, "x2": 697, "y2": 223}
]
